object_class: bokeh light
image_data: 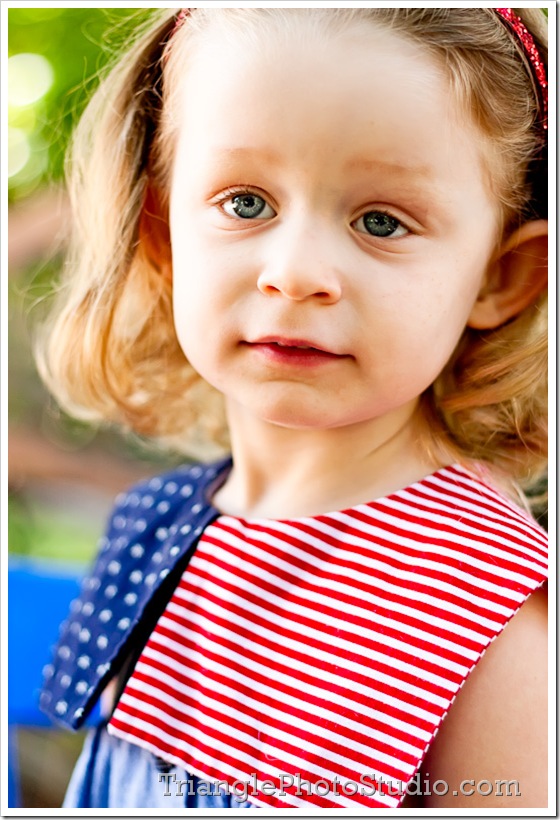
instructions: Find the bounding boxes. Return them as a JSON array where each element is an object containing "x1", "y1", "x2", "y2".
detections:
[
  {"x1": 8, "y1": 52, "x2": 54, "y2": 107},
  {"x1": 8, "y1": 127, "x2": 30, "y2": 178}
]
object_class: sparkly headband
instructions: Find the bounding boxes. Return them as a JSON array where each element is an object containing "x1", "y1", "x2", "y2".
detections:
[
  {"x1": 167, "y1": 7, "x2": 547, "y2": 130},
  {"x1": 495, "y1": 8, "x2": 548, "y2": 131}
]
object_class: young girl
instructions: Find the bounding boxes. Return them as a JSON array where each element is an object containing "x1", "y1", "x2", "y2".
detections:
[{"x1": 38, "y1": 7, "x2": 548, "y2": 810}]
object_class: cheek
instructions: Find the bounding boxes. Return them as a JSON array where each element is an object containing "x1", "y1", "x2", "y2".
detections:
[{"x1": 171, "y1": 244, "x2": 235, "y2": 376}]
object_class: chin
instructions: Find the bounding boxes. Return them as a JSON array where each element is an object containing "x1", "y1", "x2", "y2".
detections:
[
  {"x1": 251, "y1": 397, "x2": 370, "y2": 432},
  {"x1": 244, "y1": 394, "x2": 334, "y2": 430}
]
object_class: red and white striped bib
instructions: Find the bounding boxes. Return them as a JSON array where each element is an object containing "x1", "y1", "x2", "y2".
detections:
[{"x1": 108, "y1": 464, "x2": 547, "y2": 808}]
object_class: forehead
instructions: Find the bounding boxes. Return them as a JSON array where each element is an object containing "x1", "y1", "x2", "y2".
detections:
[{"x1": 165, "y1": 12, "x2": 494, "y2": 209}]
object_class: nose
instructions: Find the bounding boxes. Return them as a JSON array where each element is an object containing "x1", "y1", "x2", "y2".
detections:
[{"x1": 256, "y1": 222, "x2": 343, "y2": 304}]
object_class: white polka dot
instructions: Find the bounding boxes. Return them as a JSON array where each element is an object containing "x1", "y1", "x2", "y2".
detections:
[
  {"x1": 129, "y1": 570, "x2": 143, "y2": 584},
  {"x1": 170, "y1": 546, "x2": 180, "y2": 557},
  {"x1": 191, "y1": 503, "x2": 202, "y2": 514},
  {"x1": 117, "y1": 617, "x2": 131, "y2": 630},
  {"x1": 107, "y1": 560, "x2": 121, "y2": 575},
  {"x1": 96, "y1": 662, "x2": 110, "y2": 676},
  {"x1": 75, "y1": 681, "x2": 88, "y2": 695},
  {"x1": 169, "y1": 524, "x2": 178, "y2": 536},
  {"x1": 98, "y1": 537, "x2": 109, "y2": 552},
  {"x1": 157, "y1": 500, "x2": 170, "y2": 514},
  {"x1": 115, "y1": 492, "x2": 126, "y2": 506},
  {"x1": 79, "y1": 628, "x2": 91, "y2": 643},
  {"x1": 74, "y1": 707, "x2": 84, "y2": 719},
  {"x1": 43, "y1": 664, "x2": 54, "y2": 679},
  {"x1": 130, "y1": 543, "x2": 144, "y2": 558},
  {"x1": 159, "y1": 568, "x2": 170, "y2": 580},
  {"x1": 134, "y1": 519, "x2": 147, "y2": 533},
  {"x1": 141, "y1": 495, "x2": 154, "y2": 508},
  {"x1": 114, "y1": 536, "x2": 127, "y2": 550},
  {"x1": 97, "y1": 635, "x2": 109, "y2": 649},
  {"x1": 82, "y1": 602, "x2": 94, "y2": 616},
  {"x1": 85, "y1": 577, "x2": 101, "y2": 591},
  {"x1": 55, "y1": 700, "x2": 68, "y2": 715},
  {"x1": 191, "y1": 466, "x2": 203, "y2": 478},
  {"x1": 113, "y1": 514, "x2": 127, "y2": 529},
  {"x1": 104, "y1": 584, "x2": 118, "y2": 598},
  {"x1": 180, "y1": 484, "x2": 193, "y2": 498},
  {"x1": 128, "y1": 493, "x2": 141, "y2": 507},
  {"x1": 145, "y1": 573, "x2": 157, "y2": 586},
  {"x1": 165, "y1": 481, "x2": 178, "y2": 494},
  {"x1": 194, "y1": 527, "x2": 203, "y2": 536},
  {"x1": 99, "y1": 609, "x2": 112, "y2": 623},
  {"x1": 124, "y1": 592, "x2": 137, "y2": 606},
  {"x1": 149, "y1": 477, "x2": 163, "y2": 491},
  {"x1": 70, "y1": 622, "x2": 81, "y2": 636},
  {"x1": 60, "y1": 674, "x2": 71, "y2": 688},
  {"x1": 69, "y1": 598, "x2": 82, "y2": 614},
  {"x1": 180, "y1": 524, "x2": 191, "y2": 535},
  {"x1": 151, "y1": 552, "x2": 162, "y2": 564},
  {"x1": 87, "y1": 685, "x2": 95, "y2": 696},
  {"x1": 156, "y1": 527, "x2": 168, "y2": 541},
  {"x1": 77, "y1": 655, "x2": 91, "y2": 670}
]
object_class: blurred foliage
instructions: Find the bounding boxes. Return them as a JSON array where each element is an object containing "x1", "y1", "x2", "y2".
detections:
[
  {"x1": 8, "y1": 494, "x2": 98, "y2": 563},
  {"x1": 8, "y1": 8, "x2": 151, "y2": 201}
]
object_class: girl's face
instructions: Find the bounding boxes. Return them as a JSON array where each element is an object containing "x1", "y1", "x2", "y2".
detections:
[{"x1": 168, "y1": 21, "x2": 499, "y2": 434}]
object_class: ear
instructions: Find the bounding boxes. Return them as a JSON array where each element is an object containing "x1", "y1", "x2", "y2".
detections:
[
  {"x1": 138, "y1": 185, "x2": 173, "y2": 282},
  {"x1": 468, "y1": 220, "x2": 548, "y2": 330}
]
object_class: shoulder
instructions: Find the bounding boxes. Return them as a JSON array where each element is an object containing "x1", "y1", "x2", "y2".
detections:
[
  {"x1": 40, "y1": 457, "x2": 231, "y2": 729},
  {"x1": 420, "y1": 584, "x2": 548, "y2": 808},
  {"x1": 107, "y1": 459, "x2": 227, "y2": 532},
  {"x1": 423, "y1": 463, "x2": 548, "y2": 566},
  {"x1": 86, "y1": 456, "x2": 233, "y2": 602}
]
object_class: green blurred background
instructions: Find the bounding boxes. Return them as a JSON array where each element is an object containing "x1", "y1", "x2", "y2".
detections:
[{"x1": 8, "y1": 8, "x2": 177, "y2": 808}]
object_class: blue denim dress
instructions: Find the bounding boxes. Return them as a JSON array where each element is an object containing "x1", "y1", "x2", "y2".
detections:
[{"x1": 64, "y1": 722, "x2": 255, "y2": 809}]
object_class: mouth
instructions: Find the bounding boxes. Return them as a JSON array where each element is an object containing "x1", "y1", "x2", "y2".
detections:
[
  {"x1": 252, "y1": 336, "x2": 335, "y2": 352},
  {"x1": 244, "y1": 336, "x2": 346, "y2": 365}
]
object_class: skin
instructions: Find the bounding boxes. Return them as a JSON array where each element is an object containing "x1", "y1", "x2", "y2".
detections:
[
  {"x1": 145, "y1": 17, "x2": 549, "y2": 808},
  {"x1": 418, "y1": 586, "x2": 548, "y2": 809}
]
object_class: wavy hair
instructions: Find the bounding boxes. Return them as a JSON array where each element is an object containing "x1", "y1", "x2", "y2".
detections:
[{"x1": 35, "y1": 8, "x2": 548, "y2": 494}]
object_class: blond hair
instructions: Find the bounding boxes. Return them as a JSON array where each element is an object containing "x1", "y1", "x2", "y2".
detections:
[{"x1": 36, "y1": 8, "x2": 548, "y2": 492}]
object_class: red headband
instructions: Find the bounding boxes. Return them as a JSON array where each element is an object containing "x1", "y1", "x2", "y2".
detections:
[
  {"x1": 168, "y1": 7, "x2": 547, "y2": 131},
  {"x1": 495, "y1": 8, "x2": 548, "y2": 131}
]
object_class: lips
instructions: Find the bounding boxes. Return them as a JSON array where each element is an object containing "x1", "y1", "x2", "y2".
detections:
[
  {"x1": 249, "y1": 336, "x2": 338, "y2": 354},
  {"x1": 244, "y1": 336, "x2": 346, "y2": 366}
]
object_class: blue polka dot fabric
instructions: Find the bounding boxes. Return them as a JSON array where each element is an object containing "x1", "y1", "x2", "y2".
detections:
[{"x1": 40, "y1": 458, "x2": 232, "y2": 730}]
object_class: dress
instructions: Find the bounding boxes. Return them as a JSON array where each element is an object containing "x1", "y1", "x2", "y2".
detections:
[{"x1": 41, "y1": 458, "x2": 548, "y2": 809}]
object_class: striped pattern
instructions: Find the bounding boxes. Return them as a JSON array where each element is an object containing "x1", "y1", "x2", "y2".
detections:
[{"x1": 108, "y1": 465, "x2": 547, "y2": 808}]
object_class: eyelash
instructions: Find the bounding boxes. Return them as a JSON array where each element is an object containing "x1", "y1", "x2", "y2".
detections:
[
  {"x1": 353, "y1": 210, "x2": 409, "y2": 239},
  {"x1": 216, "y1": 188, "x2": 275, "y2": 220},
  {"x1": 215, "y1": 188, "x2": 411, "y2": 238}
]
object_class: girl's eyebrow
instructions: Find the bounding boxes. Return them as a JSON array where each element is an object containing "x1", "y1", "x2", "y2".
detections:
[
  {"x1": 212, "y1": 146, "x2": 435, "y2": 183},
  {"x1": 212, "y1": 146, "x2": 284, "y2": 167},
  {"x1": 345, "y1": 157, "x2": 434, "y2": 180}
]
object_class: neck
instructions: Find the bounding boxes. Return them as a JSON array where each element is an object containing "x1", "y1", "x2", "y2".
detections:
[{"x1": 212, "y1": 400, "x2": 442, "y2": 519}]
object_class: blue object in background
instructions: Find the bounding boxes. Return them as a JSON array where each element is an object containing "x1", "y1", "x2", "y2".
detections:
[{"x1": 8, "y1": 557, "x2": 101, "y2": 808}]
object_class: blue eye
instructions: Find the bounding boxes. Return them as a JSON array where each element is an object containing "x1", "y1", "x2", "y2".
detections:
[
  {"x1": 355, "y1": 211, "x2": 408, "y2": 238},
  {"x1": 222, "y1": 193, "x2": 275, "y2": 220}
]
